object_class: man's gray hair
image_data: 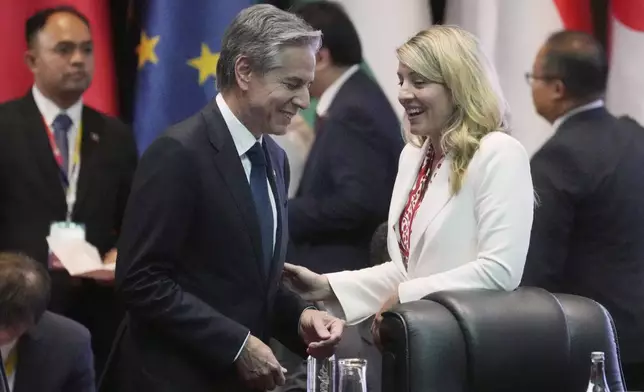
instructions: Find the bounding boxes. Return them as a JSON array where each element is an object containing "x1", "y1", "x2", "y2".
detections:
[{"x1": 216, "y1": 4, "x2": 322, "y2": 91}]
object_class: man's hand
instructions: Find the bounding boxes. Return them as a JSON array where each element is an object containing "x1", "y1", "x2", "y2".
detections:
[
  {"x1": 79, "y1": 270, "x2": 115, "y2": 282},
  {"x1": 235, "y1": 335, "x2": 287, "y2": 391},
  {"x1": 103, "y1": 248, "x2": 118, "y2": 265},
  {"x1": 49, "y1": 254, "x2": 65, "y2": 270},
  {"x1": 371, "y1": 291, "x2": 400, "y2": 350},
  {"x1": 299, "y1": 309, "x2": 344, "y2": 358},
  {"x1": 86, "y1": 248, "x2": 118, "y2": 285}
]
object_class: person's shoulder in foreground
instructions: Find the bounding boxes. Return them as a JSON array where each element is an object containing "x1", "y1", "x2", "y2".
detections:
[{"x1": 21, "y1": 311, "x2": 95, "y2": 392}]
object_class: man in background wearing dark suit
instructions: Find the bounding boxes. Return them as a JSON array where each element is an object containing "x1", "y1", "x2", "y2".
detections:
[
  {"x1": 522, "y1": 30, "x2": 644, "y2": 390},
  {"x1": 289, "y1": 0, "x2": 403, "y2": 275},
  {"x1": 107, "y1": 5, "x2": 343, "y2": 392},
  {"x1": 0, "y1": 252, "x2": 95, "y2": 392},
  {"x1": 274, "y1": 3, "x2": 402, "y2": 391},
  {"x1": 0, "y1": 6, "x2": 138, "y2": 377}
]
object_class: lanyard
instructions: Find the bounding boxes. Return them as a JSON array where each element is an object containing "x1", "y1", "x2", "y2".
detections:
[{"x1": 43, "y1": 117, "x2": 83, "y2": 221}]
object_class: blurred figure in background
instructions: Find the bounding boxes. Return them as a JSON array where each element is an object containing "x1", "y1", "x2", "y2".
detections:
[
  {"x1": 369, "y1": 222, "x2": 390, "y2": 267},
  {"x1": 0, "y1": 6, "x2": 137, "y2": 377},
  {"x1": 288, "y1": 0, "x2": 403, "y2": 275},
  {"x1": 522, "y1": 30, "x2": 644, "y2": 390},
  {"x1": 271, "y1": 113, "x2": 315, "y2": 198},
  {"x1": 275, "y1": 3, "x2": 402, "y2": 390},
  {"x1": 0, "y1": 252, "x2": 95, "y2": 392},
  {"x1": 619, "y1": 114, "x2": 643, "y2": 128}
]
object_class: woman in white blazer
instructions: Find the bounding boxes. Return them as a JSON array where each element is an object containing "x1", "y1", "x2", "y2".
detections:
[{"x1": 283, "y1": 26, "x2": 534, "y2": 344}]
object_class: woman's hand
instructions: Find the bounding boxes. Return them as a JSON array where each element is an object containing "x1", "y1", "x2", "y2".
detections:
[
  {"x1": 371, "y1": 291, "x2": 400, "y2": 350},
  {"x1": 282, "y1": 263, "x2": 334, "y2": 302}
]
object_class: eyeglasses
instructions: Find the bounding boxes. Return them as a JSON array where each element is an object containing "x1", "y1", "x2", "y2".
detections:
[{"x1": 524, "y1": 72, "x2": 561, "y2": 85}]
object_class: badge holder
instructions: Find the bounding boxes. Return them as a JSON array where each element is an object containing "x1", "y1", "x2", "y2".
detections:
[{"x1": 48, "y1": 221, "x2": 86, "y2": 270}]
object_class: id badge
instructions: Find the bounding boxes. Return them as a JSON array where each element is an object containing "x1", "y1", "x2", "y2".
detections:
[{"x1": 48, "y1": 221, "x2": 86, "y2": 269}]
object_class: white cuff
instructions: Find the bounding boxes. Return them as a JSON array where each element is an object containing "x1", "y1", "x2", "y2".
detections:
[{"x1": 233, "y1": 332, "x2": 251, "y2": 362}]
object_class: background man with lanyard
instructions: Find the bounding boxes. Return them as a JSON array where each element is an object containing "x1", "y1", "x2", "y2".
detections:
[
  {"x1": 47, "y1": 105, "x2": 84, "y2": 261},
  {"x1": 0, "y1": 6, "x2": 138, "y2": 379}
]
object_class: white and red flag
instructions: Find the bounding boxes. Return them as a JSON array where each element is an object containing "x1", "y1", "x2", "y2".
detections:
[
  {"x1": 606, "y1": 0, "x2": 644, "y2": 126},
  {"x1": 445, "y1": 0, "x2": 593, "y2": 155}
]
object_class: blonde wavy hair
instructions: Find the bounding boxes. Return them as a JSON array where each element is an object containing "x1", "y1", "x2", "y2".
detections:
[{"x1": 397, "y1": 26, "x2": 511, "y2": 194}]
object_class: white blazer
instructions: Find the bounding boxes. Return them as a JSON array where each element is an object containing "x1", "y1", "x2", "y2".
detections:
[{"x1": 325, "y1": 131, "x2": 534, "y2": 324}]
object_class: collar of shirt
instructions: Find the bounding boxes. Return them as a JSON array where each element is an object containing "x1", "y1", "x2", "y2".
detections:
[
  {"x1": 216, "y1": 93, "x2": 263, "y2": 157},
  {"x1": 552, "y1": 99, "x2": 604, "y2": 131},
  {"x1": 32, "y1": 85, "x2": 83, "y2": 131},
  {"x1": 0, "y1": 339, "x2": 17, "y2": 364},
  {"x1": 316, "y1": 64, "x2": 360, "y2": 117}
]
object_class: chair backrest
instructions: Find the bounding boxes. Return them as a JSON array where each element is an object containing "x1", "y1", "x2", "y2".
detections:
[{"x1": 380, "y1": 287, "x2": 626, "y2": 392}]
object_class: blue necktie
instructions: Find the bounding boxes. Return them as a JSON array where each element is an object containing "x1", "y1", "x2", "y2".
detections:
[
  {"x1": 52, "y1": 113, "x2": 73, "y2": 176},
  {"x1": 246, "y1": 142, "x2": 274, "y2": 272}
]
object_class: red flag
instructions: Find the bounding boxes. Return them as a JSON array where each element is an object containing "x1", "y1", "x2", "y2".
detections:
[
  {"x1": 553, "y1": 0, "x2": 594, "y2": 33},
  {"x1": 0, "y1": 0, "x2": 118, "y2": 116}
]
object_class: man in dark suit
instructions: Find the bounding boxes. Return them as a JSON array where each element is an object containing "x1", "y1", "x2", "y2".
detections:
[
  {"x1": 0, "y1": 252, "x2": 95, "y2": 392},
  {"x1": 0, "y1": 6, "x2": 137, "y2": 377},
  {"x1": 274, "y1": 5, "x2": 402, "y2": 391},
  {"x1": 619, "y1": 115, "x2": 642, "y2": 128},
  {"x1": 106, "y1": 5, "x2": 343, "y2": 392},
  {"x1": 288, "y1": 1, "x2": 404, "y2": 275},
  {"x1": 522, "y1": 30, "x2": 644, "y2": 390}
]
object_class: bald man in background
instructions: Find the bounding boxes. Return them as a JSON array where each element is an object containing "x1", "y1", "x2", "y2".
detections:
[{"x1": 523, "y1": 30, "x2": 644, "y2": 390}]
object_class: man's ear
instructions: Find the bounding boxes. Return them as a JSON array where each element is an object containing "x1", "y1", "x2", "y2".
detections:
[
  {"x1": 315, "y1": 47, "x2": 332, "y2": 72},
  {"x1": 24, "y1": 49, "x2": 37, "y2": 72},
  {"x1": 234, "y1": 56, "x2": 253, "y2": 91},
  {"x1": 551, "y1": 79, "x2": 566, "y2": 101}
]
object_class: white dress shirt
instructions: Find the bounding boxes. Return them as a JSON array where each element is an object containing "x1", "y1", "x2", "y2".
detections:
[
  {"x1": 32, "y1": 85, "x2": 83, "y2": 176},
  {"x1": 216, "y1": 94, "x2": 278, "y2": 247},
  {"x1": 316, "y1": 64, "x2": 360, "y2": 117},
  {"x1": 552, "y1": 99, "x2": 604, "y2": 131},
  {"x1": 1, "y1": 339, "x2": 17, "y2": 391},
  {"x1": 216, "y1": 93, "x2": 279, "y2": 361}
]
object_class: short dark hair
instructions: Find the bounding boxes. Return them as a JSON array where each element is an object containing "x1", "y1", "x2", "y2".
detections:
[
  {"x1": 291, "y1": 1, "x2": 363, "y2": 66},
  {"x1": 542, "y1": 30, "x2": 608, "y2": 100},
  {"x1": 369, "y1": 222, "x2": 390, "y2": 266},
  {"x1": 0, "y1": 253, "x2": 51, "y2": 329},
  {"x1": 25, "y1": 6, "x2": 91, "y2": 48}
]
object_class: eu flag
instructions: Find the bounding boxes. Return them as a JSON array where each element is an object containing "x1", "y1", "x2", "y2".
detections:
[{"x1": 134, "y1": 0, "x2": 254, "y2": 154}]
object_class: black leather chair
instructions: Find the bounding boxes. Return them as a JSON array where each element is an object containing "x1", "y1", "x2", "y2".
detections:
[{"x1": 380, "y1": 287, "x2": 626, "y2": 392}]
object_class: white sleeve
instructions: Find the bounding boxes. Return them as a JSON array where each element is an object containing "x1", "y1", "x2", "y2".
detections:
[
  {"x1": 324, "y1": 261, "x2": 406, "y2": 325},
  {"x1": 397, "y1": 134, "x2": 534, "y2": 303}
]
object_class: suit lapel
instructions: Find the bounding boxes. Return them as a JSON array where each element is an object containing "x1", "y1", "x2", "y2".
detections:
[
  {"x1": 264, "y1": 137, "x2": 287, "y2": 285},
  {"x1": 202, "y1": 102, "x2": 267, "y2": 284},
  {"x1": 388, "y1": 142, "x2": 427, "y2": 239},
  {"x1": 386, "y1": 143, "x2": 427, "y2": 270},
  {"x1": 19, "y1": 94, "x2": 67, "y2": 211},
  {"x1": 72, "y1": 107, "x2": 103, "y2": 216},
  {"x1": 408, "y1": 155, "x2": 453, "y2": 259},
  {"x1": 13, "y1": 328, "x2": 45, "y2": 392}
]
